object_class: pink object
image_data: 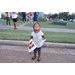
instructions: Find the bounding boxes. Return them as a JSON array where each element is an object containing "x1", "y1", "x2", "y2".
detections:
[{"x1": 5, "y1": 12, "x2": 10, "y2": 17}]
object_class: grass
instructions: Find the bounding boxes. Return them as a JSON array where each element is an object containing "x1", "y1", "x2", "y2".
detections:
[
  {"x1": 1, "y1": 19, "x2": 23, "y2": 26},
  {"x1": 0, "y1": 29, "x2": 31, "y2": 41},
  {"x1": 25, "y1": 21, "x2": 75, "y2": 29},
  {"x1": 1, "y1": 20, "x2": 75, "y2": 29},
  {"x1": 44, "y1": 31, "x2": 75, "y2": 43},
  {"x1": 1, "y1": 20, "x2": 75, "y2": 43},
  {"x1": 0, "y1": 29, "x2": 75, "y2": 44}
]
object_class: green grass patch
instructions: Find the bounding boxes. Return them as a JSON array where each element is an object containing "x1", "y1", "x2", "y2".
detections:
[
  {"x1": 1, "y1": 19, "x2": 23, "y2": 26},
  {"x1": 0, "y1": 29, "x2": 75, "y2": 44},
  {"x1": 0, "y1": 29, "x2": 32, "y2": 41},
  {"x1": 44, "y1": 31, "x2": 75, "y2": 43},
  {"x1": 25, "y1": 21, "x2": 75, "y2": 29}
]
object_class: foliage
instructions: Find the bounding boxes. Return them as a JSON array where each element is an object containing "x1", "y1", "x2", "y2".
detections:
[
  {"x1": 45, "y1": 12, "x2": 75, "y2": 20},
  {"x1": 39, "y1": 16, "x2": 47, "y2": 22},
  {"x1": 59, "y1": 12, "x2": 69, "y2": 20},
  {"x1": 1, "y1": 14, "x2": 6, "y2": 19},
  {"x1": 50, "y1": 13, "x2": 58, "y2": 19}
]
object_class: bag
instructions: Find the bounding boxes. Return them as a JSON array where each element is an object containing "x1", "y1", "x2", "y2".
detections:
[{"x1": 28, "y1": 39, "x2": 36, "y2": 52}]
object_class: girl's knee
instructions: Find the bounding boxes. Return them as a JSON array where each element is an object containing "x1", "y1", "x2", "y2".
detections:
[{"x1": 38, "y1": 47, "x2": 41, "y2": 54}]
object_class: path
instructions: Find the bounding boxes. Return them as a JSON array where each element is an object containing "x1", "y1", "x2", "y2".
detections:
[
  {"x1": 0, "y1": 25, "x2": 75, "y2": 33},
  {"x1": 0, "y1": 44, "x2": 75, "y2": 63},
  {"x1": 19, "y1": 22, "x2": 29, "y2": 27}
]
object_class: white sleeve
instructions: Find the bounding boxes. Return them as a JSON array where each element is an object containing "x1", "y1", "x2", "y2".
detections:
[
  {"x1": 41, "y1": 31, "x2": 44, "y2": 36},
  {"x1": 31, "y1": 32, "x2": 34, "y2": 36}
]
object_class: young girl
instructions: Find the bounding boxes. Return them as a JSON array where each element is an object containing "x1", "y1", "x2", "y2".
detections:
[
  {"x1": 29, "y1": 12, "x2": 33, "y2": 24},
  {"x1": 30, "y1": 23, "x2": 47, "y2": 62},
  {"x1": 5, "y1": 12, "x2": 11, "y2": 27},
  {"x1": 11, "y1": 12, "x2": 18, "y2": 30}
]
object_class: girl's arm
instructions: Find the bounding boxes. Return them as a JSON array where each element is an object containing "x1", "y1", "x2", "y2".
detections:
[
  {"x1": 17, "y1": 12, "x2": 19, "y2": 15},
  {"x1": 16, "y1": 12, "x2": 19, "y2": 15},
  {"x1": 42, "y1": 35, "x2": 47, "y2": 41},
  {"x1": 30, "y1": 36, "x2": 33, "y2": 40}
]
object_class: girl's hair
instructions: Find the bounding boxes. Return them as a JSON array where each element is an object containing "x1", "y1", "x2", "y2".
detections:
[
  {"x1": 12, "y1": 12, "x2": 16, "y2": 13},
  {"x1": 33, "y1": 23, "x2": 41, "y2": 28}
]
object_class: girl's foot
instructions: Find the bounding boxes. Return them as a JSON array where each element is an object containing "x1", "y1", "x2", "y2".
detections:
[
  {"x1": 31, "y1": 56, "x2": 36, "y2": 60},
  {"x1": 14, "y1": 28, "x2": 18, "y2": 30},
  {"x1": 37, "y1": 58, "x2": 41, "y2": 62}
]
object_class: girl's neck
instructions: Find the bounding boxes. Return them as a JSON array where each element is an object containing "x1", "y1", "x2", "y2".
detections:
[{"x1": 34, "y1": 30, "x2": 40, "y2": 33}]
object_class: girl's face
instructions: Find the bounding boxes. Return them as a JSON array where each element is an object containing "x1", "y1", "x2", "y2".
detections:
[
  {"x1": 30, "y1": 12, "x2": 31, "y2": 14},
  {"x1": 33, "y1": 24, "x2": 40, "y2": 33}
]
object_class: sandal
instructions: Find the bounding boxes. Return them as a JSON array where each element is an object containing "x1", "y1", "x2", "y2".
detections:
[
  {"x1": 37, "y1": 58, "x2": 41, "y2": 62},
  {"x1": 31, "y1": 56, "x2": 36, "y2": 60}
]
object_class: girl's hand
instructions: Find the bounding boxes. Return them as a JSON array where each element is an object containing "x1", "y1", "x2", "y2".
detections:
[
  {"x1": 44, "y1": 39, "x2": 47, "y2": 42},
  {"x1": 42, "y1": 35, "x2": 47, "y2": 42}
]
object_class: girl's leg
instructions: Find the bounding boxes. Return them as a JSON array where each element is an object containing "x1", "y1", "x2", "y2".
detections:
[
  {"x1": 13, "y1": 19, "x2": 18, "y2": 30},
  {"x1": 14, "y1": 22, "x2": 18, "y2": 30},
  {"x1": 34, "y1": 53, "x2": 36, "y2": 57},
  {"x1": 8, "y1": 17, "x2": 11, "y2": 26},
  {"x1": 14, "y1": 22, "x2": 16, "y2": 28},
  {"x1": 34, "y1": 48, "x2": 37, "y2": 57},
  {"x1": 37, "y1": 47, "x2": 41, "y2": 61},
  {"x1": 32, "y1": 48, "x2": 37, "y2": 60},
  {"x1": 38, "y1": 54, "x2": 41, "y2": 59},
  {"x1": 6, "y1": 17, "x2": 8, "y2": 26}
]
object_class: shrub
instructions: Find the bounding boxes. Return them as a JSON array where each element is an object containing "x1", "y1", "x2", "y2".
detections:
[
  {"x1": 1, "y1": 14, "x2": 6, "y2": 19},
  {"x1": 39, "y1": 16, "x2": 42, "y2": 21},
  {"x1": 39, "y1": 16, "x2": 47, "y2": 22}
]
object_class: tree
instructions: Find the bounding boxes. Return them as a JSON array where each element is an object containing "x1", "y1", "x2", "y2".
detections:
[
  {"x1": 50, "y1": 13, "x2": 58, "y2": 19},
  {"x1": 59, "y1": 12, "x2": 63, "y2": 19},
  {"x1": 64, "y1": 12, "x2": 69, "y2": 20},
  {"x1": 59, "y1": 12, "x2": 69, "y2": 20}
]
